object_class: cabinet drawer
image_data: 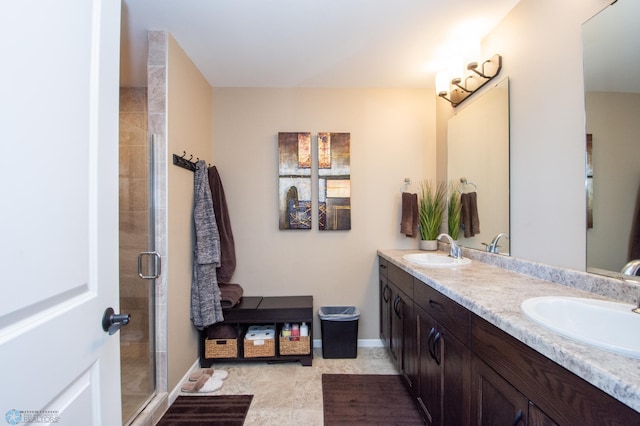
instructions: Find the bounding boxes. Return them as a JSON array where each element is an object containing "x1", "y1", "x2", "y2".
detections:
[
  {"x1": 414, "y1": 281, "x2": 469, "y2": 345},
  {"x1": 379, "y1": 257, "x2": 389, "y2": 277},
  {"x1": 388, "y1": 263, "x2": 413, "y2": 298}
]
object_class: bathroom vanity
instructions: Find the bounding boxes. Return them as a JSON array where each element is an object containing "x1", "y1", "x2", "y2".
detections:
[{"x1": 379, "y1": 249, "x2": 640, "y2": 425}]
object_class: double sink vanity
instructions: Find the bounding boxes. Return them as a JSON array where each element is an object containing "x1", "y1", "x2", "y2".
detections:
[{"x1": 378, "y1": 247, "x2": 640, "y2": 425}]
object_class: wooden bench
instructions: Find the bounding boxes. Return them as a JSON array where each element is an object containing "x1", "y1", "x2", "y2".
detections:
[{"x1": 199, "y1": 295, "x2": 313, "y2": 367}]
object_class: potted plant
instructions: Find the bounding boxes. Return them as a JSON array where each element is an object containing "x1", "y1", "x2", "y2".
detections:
[
  {"x1": 418, "y1": 180, "x2": 447, "y2": 250},
  {"x1": 448, "y1": 181, "x2": 462, "y2": 241}
]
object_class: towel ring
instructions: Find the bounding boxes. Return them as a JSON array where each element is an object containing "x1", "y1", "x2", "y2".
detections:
[{"x1": 458, "y1": 177, "x2": 478, "y2": 194}]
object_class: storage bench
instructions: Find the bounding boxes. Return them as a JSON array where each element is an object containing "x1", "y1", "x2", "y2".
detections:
[{"x1": 199, "y1": 295, "x2": 313, "y2": 367}]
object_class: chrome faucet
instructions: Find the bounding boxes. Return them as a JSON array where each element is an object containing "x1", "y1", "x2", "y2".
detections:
[
  {"x1": 621, "y1": 260, "x2": 640, "y2": 314},
  {"x1": 621, "y1": 260, "x2": 640, "y2": 276},
  {"x1": 437, "y1": 233, "x2": 462, "y2": 259},
  {"x1": 484, "y1": 233, "x2": 509, "y2": 254}
]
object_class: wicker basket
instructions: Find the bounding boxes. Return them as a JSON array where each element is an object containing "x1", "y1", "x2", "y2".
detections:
[
  {"x1": 205, "y1": 338, "x2": 238, "y2": 359},
  {"x1": 244, "y1": 337, "x2": 275, "y2": 358},
  {"x1": 279, "y1": 335, "x2": 310, "y2": 355}
]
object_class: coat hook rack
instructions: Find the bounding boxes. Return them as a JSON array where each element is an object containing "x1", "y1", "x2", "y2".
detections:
[{"x1": 173, "y1": 151, "x2": 200, "y2": 172}]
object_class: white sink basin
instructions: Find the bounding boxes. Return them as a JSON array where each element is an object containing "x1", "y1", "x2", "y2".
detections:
[
  {"x1": 521, "y1": 296, "x2": 640, "y2": 358},
  {"x1": 402, "y1": 253, "x2": 471, "y2": 267}
]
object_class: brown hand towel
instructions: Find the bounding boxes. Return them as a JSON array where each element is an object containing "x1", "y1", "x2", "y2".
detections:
[
  {"x1": 207, "y1": 323, "x2": 238, "y2": 339},
  {"x1": 218, "y1": 283, "x2": 244, "y2": 308},
  {"x1": 461, "y1": 192, "x2": 480, "y2": 237},
  {"x1": 469, "y1": 191, "x2": 480, "y2": 236},
  {"x1": 401, "y1": 192, "x2": 418, "y2": 237},
  {"x1": 208, "y1": 166, "x2": 236, "y2": 284}
]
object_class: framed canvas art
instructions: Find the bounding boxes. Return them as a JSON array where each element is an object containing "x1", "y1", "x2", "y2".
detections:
[
  {"x1": 318, "y1": 132, "x2": 351, "y2": 231},
  {"x1": 278, "y1": 132, "x2": 312, "y2": 230}
]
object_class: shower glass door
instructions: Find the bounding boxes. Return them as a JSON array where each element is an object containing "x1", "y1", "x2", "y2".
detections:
[{"x1": 119, "y1": 88, "x2": 156, "y2": 424}]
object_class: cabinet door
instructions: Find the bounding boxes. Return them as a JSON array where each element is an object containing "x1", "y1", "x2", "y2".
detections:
[
  {"x1": 417, "y1": 305, "x2": 471, "y2": 426},
  {"x1": 379, "y1": 274, "x2": 391, "y2": 348},
  {"x1": 471, "y1": 357, "x2": 528, "y2": 426},
  {"x1": 399, "y1": 290, "x2": 416, "y2": 394},
  {"x1": 390, "y1": 286, "x2": 402, "y2": 365},
  {"x1": 417, "y1": 310, "x2": 440, "y2": 426},
  {"x1": 440, "y1": 327, "x2": 471, "y2": 425},
  {"x1": 528, "y1": 402, "x2": 558, "y2": 426}
]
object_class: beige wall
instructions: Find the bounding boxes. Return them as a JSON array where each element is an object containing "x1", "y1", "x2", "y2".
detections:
[
  {"x1": 436, "y1": 0, "x2": 608, "y2": 270},
  {"x1": 212, "y1": 88, "x2": 435, "y2": 339},
  {"x1": 166, "y1": 35, "x2": 213, "y2": 390}
]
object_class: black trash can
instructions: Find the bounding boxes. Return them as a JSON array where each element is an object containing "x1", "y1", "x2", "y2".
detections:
[{"x1": 318, "y1": 306, "x2": 360, "y2": 359}]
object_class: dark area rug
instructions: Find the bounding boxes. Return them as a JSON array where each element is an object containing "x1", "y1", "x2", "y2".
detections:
[
  {"x1": 322, "y1": 374, "x2": 424, "y2": 426},
  {"x1": 157, "y1": 395, "x2": 253, "y2": 426}
]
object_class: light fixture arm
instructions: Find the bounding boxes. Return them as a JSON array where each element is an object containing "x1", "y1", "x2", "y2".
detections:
[
  {"x1": 451, "y1": 77, "x2": 472, "y2": 93},
  {"x1": 468, "y1": 55, "x2": 502, "y2": 79},
  {"x1": 438, "y1": 91, "x2": 455, "y2": 105},
  {"x1": 437, "y1": 54, "x2": 503, "y2": 108}
]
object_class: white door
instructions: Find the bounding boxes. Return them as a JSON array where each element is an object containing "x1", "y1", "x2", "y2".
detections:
[{"x1": 0, "y1": 1, "x2": 122, "y2": 425}]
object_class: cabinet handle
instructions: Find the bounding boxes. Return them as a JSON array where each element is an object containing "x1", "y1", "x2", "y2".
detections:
[
  {"x1": 383, "y1": 284, "x2": 390, "y2": 302},
  {"x1": 427, "y1": 327, "x2": 436, "y2": 360},
  {"x1": 393, "y1": 295, "x2": 401, "y2": 317},
  {"x1": 512, "y1": 409, "x2": 523, "y2": 426},
  {"x1": 432, "y1": 332, "x2": 442, "y2": 365},
  {"x1": 380, "y1": 264, "x2": 387, "y2": 270},
  {"x1": 429, "y1": 299, "x2": 444, "y2": 312}
]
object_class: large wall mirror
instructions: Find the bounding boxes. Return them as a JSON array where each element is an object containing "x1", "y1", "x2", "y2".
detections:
[
  {"x1": 583, "y1": 0, "x2": 640, "y2": 276},
  {"x1": 447, "y1": 78, "x2": 510, "y2": 253}
]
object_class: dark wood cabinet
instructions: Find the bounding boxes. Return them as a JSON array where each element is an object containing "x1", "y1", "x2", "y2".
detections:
[
  {"x1": 379, "y1": 260, "x2": 391, "y2": 349},
  {"x1": 378, "y1": 255, "x2": 640, "y2": 426},
  {"x1": 415, "y1": 281, "x2": 471, "y2": 426},
  {"x1": 397, "y1": 287, "x2": 417, "y2": 393},
  {"x1": 471, "y1": 314, "x2": 639, "y2": 425},
  {"x1": 471, "y1": 356, "x2": 529, "y2": 426},
  {"x1": 416, "y1": 309, "x2": 440, "y2": 425},
  {"x1": 379, "y1": 277, "x2": 392, "y2": 348},
  {"x1": 383, "y1": 261, "x2": 417, "y2": 393}
]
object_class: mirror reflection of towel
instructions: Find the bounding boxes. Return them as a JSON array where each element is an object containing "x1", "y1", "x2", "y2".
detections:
[
  {"x1": 401, "y1": 192, "x2": 418, "y2": 238},
  {"x1": 461, "y1": 192, "x2": 480, "y2": 238}
]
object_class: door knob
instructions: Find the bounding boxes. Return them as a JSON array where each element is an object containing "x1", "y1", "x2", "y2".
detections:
[{"x1": 102, "y1": 307, "x2": 130, "y2": 335}]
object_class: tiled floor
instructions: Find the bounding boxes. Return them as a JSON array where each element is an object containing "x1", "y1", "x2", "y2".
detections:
[{"x1": 177, "y1": 347, "x2": 399, "y2": 425}]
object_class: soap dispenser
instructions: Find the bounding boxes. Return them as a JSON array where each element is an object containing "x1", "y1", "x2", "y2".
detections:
[{"x1": 300, "y1": 322, "x2": 309, "y2": 337}]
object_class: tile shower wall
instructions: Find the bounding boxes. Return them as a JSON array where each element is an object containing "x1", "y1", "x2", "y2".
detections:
[{"x1": 119, "y1": 87, "x2": 149, "y2": 344}]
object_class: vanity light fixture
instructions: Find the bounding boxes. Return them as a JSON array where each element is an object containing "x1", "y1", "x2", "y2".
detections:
[{"x1": 438, "y1": 54, "x2": 502, "y2": 107}]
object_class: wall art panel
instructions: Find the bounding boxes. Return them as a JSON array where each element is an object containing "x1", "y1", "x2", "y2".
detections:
[
  {"x1": 318, "y1": 132, "x2": 351, "y2": 231},
  {"x1": 278, "y1": 132, "x2": 312, "y2": 229}
]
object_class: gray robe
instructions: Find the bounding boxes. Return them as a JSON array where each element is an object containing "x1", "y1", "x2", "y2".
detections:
[{"x1": 191, "y1": 160, "x2": 224, "y2": 329}]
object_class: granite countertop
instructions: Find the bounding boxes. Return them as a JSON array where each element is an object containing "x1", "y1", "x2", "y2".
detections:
[{"x1": 378, "y1": 248, "x2": 640, "y2": 413}]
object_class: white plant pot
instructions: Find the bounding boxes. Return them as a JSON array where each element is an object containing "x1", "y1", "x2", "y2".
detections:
[{"x1": 419, "y1": 239, "x2": 438, "y2": 251}]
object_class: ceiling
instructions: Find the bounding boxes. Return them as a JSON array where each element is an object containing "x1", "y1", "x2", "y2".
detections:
[{"x1": 119, "y1": 0, "x2": 520, "y2": 88}]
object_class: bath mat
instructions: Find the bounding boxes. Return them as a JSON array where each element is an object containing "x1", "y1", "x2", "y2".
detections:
[
  {"x1": 157, "y1": 395, "x2": 253, "y2": 426},
  {"x1": 322, "y1": 374, "x2": 424, "y2": 425}
]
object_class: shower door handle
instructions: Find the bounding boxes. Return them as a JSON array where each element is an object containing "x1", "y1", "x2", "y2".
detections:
[{"x1": 138, "y1": 251, "x2": 161, "y2": 279}]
